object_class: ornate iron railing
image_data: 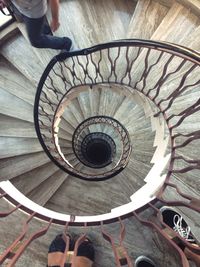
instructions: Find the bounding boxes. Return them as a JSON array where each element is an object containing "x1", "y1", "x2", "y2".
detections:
[
  {"x1": 72, "y1": 116, "x2": 120, "y2": 169},
  {"x1": 71, "y1": 116, "x2": 130, "y2": 172},
  {"x1": 34, "y1": 39, "x2": 200, "y2": 185},
  {"x1": 1, "y1": 39, "x2": 199, "y2": 266},
  {"x1": 0, "y1": 188, "x2": 199, "y2": 266}
]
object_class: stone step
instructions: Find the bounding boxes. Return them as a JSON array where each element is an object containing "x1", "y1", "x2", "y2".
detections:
[
  {"x1": 61, "y1": 105, "x2": 80, "y2": 129},
  {"x1": 44, "y1": 167, "x2": 139, "y2": 215},
  {"x1": 67, "y1": 98, "x2": 85, "y2": 125},
  {"x1": 58, "y1": 119, "x2": 76, "y2": 137},
  {"x1": 0, "y1": 88, "x2": 33, "y2": 122},
  {"x1": 11, "y1": 162, "x2": 59, "y2": 196},
  {"x1": 27, "y1": 169, "x2": 68, "y2": 206},
  {"x1": 0, "y1": 152, "x2": 50, "y2": 181},
  {"x1": 77, "y1": 89, "x2": 92, "y2": 119},
  {"x1": 97, "y1": 86, "x2": 125, "y2": 117},
  {"x1": 124, "y1": 1, "x2": 200, "y2": 100},
  {"x1": 147, "y1": 64, "x2": 199, "y2": 106},
  {"x1": 133, "y1": 149, "x2": 155, "y2": 163},
  {"x1": 117, "y1": 0, "x2": 169, "y2": 80},
  {"x1": 127, "y1": 0, "x2": 168, "y2": 39},
  {"x1": 177, "y1": 0, "x2": 200, "y2": 16},
  {"x1": 0, "y1": 137, "x2": 43, "y2": 159},
  {"x1": 56, "y1": 0, "x2": 136, "y2": 48},
  {"x1": 151, "y1": 2, "x2": 200, "y2": 43},
  {"x1": 0, "y1": 34, "x2": 43, "y2": 85},
  {"x1": 0, "y1": 114, "x2": 36, "y2": 138},
  {"x1": 0, "y1": 57, "x2": 36, "y2": 105},
  {"x1": 182, "y1": 24, "x2": 200, "y2": 50},
  {"x1": 0, "y1": 198, "x2": 58, "y2": 267},
  {"x1": 128, "y1": 157, "x2": 152, "y2": 180}
]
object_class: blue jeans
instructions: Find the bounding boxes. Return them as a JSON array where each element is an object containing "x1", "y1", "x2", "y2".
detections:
[
  {"x1": 11, "y1": 2, "x2": 70, "y2": 50},
  {"x1": 22, "y1": 15, "x2": 69, "y2": 50}
]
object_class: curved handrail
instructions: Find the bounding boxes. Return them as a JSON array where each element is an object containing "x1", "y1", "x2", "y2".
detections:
[
  {"x1": 55, "y1": 39, "x2": 200, "y2": 63},
  {"x1": 34, "y1": 39, "x2": 200, "y2": 184}
]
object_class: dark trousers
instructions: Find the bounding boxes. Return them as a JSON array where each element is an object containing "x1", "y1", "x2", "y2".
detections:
[
  {"x1": 22, "y1": 15, "x2": 68, "y2": 50},
  {"x1": 11, "y1": 3, "x2": 68, "y2": 50}
]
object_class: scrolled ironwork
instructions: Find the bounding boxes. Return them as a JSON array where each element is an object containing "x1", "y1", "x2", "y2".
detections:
[
  {"x1": 72, "y1": 116, "x2": 131, "y2": 170},
  {"x1": 34, "y1": 39, "x2": 200, "y2": 194}
]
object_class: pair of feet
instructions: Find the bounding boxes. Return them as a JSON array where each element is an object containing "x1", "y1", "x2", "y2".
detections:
[
  {"x1": 48, "y1": 234, "x2": 95, "y2": 267},
  {"x1": 48, "y1": 206, "x2": 199, "y2": 267},
  {"x1": 135, "y1": 206, "x2": 199, "y2": 267}
]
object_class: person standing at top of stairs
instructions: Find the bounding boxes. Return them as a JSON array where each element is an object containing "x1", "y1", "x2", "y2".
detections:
[{"x1": 0, "y1": 0, "x2": 72, "y2": 50}]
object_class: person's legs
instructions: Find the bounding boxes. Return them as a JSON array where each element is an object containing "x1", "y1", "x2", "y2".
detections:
[
  {"x1": 22, "y1": 15, "x2": 72, "y2": 50},
  {"x1": 42, "y1": 16, "x2": 53, "y2": 35}
]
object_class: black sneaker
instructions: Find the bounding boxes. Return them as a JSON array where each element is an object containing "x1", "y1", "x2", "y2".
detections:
[
  {"x1": 135, "y1": 256, "x2": 156, "y2": 267},
  {"x1": 160, "y1": 207, "x2": 195, "y2": 242},
  {"x1": 62, "y1": 37, "x2": 72, "y2": 52}
]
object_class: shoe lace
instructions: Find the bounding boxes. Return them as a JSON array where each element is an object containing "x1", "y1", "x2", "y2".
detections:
[{"x1": 173, "y1": 214, "x2": 195, "y2": 242}]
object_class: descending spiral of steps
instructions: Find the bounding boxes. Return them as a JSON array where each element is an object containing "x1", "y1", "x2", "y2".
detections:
[{"x1": 0, "y1": 0, "x2": 200, "y2": 266}]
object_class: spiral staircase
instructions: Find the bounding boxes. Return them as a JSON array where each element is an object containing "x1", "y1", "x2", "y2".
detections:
[{"x1": 0, "y1": 0, "x2": 200, "y2": 266}]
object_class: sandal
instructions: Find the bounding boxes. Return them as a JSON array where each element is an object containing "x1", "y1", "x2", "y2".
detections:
[
  {"x1": 77, "y1": 238, "x2": 95, "y2": 262},
  {"x1": 48, "y1": 234, "x2": 73, "y2": 267}
]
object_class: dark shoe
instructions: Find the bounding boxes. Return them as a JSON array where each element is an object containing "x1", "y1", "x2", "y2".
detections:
[
  {"x1": 48, "y1": 234, "x2": 74, "y2": 267},
  {"x1": 160, "y1": 207, "x2": 195, "y2": 242},
  {"x1": 135, "y1": 256, "x2": 156, "y2": 267},
  {"x1": 77, "y1": 238, "x2": 95, "y2": 262},
  {"x1": 48, "y1": 233, "x2": 73, "y2": 253},
  {"x1": 62, "y1": 37, "x2": 72, "y2": 52}
]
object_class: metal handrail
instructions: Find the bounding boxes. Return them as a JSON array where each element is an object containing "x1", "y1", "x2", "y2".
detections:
[
  {"x1": 0, "y1": 190, "x2": 199, "y2": 266},
  {"x1": 34, "y1": 39, "x2": 200, "y2": 183}
]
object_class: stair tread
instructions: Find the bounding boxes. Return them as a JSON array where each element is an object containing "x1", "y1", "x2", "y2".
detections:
[
  {"x1": 44, "y1": 170, "x2": 137, "y2": 215},
  {"x1": 57, "y1": 0, "x2": 135, "y2": 48},
  {"x1": 127, "y1": 0, "x2": 168, "y2": 39},
  {"x1": 0, "y1": 151, "x2": 50, "y2": 181},
  {"x1": 0, "y1": 137, "x2": 43, "y2": 159},
  {"x1": 0, "y1": 87, "x2": 33, "y2": 122},
  {"x1": 0, "y1": 57, "x2": 36, "y2": 105},
  {"x1": 0, "y1": 114, "x2": 36, "y2": 138},
  {"x1": 182, "y1": 25, "x2": 200, "y2": 50},
  {"x1": 1, "y1": 34, "x2": 43, "y2": 84},
  {"x1": 11, "y1": 162, "x2": 59, "y2": 195},
  {"x1": 151, "y1": 2, "x2": 200, "y2": 43},
  {"x1": 27, "y1": 169, "x2": 68, "y2": 206}
]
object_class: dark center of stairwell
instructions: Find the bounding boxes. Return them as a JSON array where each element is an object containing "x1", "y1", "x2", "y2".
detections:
[{"x1": 81, "y1": 133, "x2": 116, "y2": 168}]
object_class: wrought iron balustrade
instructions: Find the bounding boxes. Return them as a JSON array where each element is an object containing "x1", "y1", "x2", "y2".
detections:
[
  {"x1": 1, "y1": 39, "x2": 199, "y2": 266},
  {"x1": 34, "y1": 39, "x2": 200, "y2": 184},
  {"x1": 0, "y1": 188, "x2": 199, "y2": 267}
]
